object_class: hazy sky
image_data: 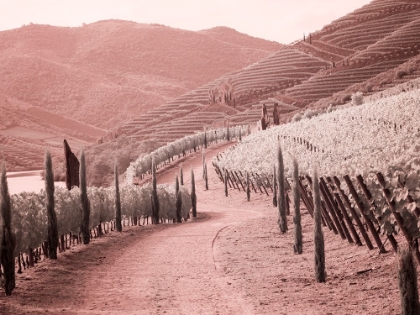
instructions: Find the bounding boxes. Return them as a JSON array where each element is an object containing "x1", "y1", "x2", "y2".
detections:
[{"x1": 0, "y1": 0, "x2": 372, "y2": 44}]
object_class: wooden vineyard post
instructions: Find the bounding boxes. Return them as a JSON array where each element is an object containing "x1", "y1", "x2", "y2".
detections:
[
  {"x1": 255, "y1": 173, "x2": 269, "y2": 196},
  {"x1": 333, "y1": 191, "x2": 361, "y2": 246},
  {"x1": 356, "y1": 175, "x2": 398, "y2": 253},
  {"x1": 234, "y1": 171, "x2": 246, "y2": 192},
  {"x1": 325, "y1": 177, "x2": 361, "y2": 245},
  {"x1": 306, "y1": 175, "x2": 337, "y2": 233},
  {"x1": 298, "y1": 178, "x2": 314, "y2": 217},
  {"x1": 320, "y1": 178, "x2": 353, "y2": 243},
  {"x1": 333, "y1": 176, "x2": 373, "y2": 249},
  {"x1": 213, "y1": 164, "x2": 224, "y2": 182},
  {"x1": 249, "y1": 176, "x2": 258, "y2": 193},
  {"x1": 343, "y1": 175, "x2": 385, "y2": 253},
  {"x1": 304, "y1": 175, "x2": 330, "y2": 228},
  {"x1": 228, "y1": 171, "x2": 239, "y2": 190},
  {"x1": 376, "y1": 172, "x2": 420, "y2": 263},
  {"x1": 252, "y1": 173, "x2": 264, "y2": 194},
  {"x1": 319, "y1": 178, "x2": 347, "y2": 240}
]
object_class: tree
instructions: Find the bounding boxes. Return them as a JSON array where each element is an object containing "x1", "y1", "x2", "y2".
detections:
[
  {"x1": 224, "y1": 169, "x2": 228, "y2": 197},
  {"x1": 151, "y1": 159, "x2": 160, "y2": 224},
  {"x1": 115, "y1": 163, "x2": 122, "y2": 232},
  {"x1": 45, "y1": 151, "x2": 58, "y2": 259},
  {"x1": 80, "y1": 149, "x2": 90, "y2": 244},
  {"x1": 246, "y1": 171, "x2": 250, "y2": 202},
  {"x1": 191, "y1": 169, "x2": 197, "y2": 218},
  {"x1": 398, "y1": 248, "x2": 420, "y2": 315},
  {"x1": 0, "y1": 164, "x2": 16, "y2": 295},
  {"x1": 176, "y1": 190, "x2": 182, "y2": 223},
  {"x1": 277, "y1": 145, "x2": 287, "y2": 233},
  {"x1": 292, "y1": 158, "x2": 302, "y2": 254},
  {"x1": 179, "y1": 167, "x2": 184, "y2": 186},
  {"x1": 204, "y1": 163, "x2": 208, "y2": 190},
  {"x1": 313, "y1": 167, "x2": 325, "y2": 282},
  {"x1": 272, "y1": 165, "x2": 277, "y2": 207}
]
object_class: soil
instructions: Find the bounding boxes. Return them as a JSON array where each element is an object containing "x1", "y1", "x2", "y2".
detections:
[{"x1": 0, "y1": 143, "x2": 409, "y2": 314}]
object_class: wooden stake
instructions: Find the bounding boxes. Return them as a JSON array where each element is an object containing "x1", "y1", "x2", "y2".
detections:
[
  {"x1": 333, "y1": 176, "x2": 373, "y2": 249},
  {"x1": 343, "y1": 175, "x2": 385, "y2": 252}
]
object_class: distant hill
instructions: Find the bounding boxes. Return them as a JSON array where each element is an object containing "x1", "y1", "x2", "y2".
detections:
[{"x1": 0, "y1": 20, "x2": 282, "y2": 171}]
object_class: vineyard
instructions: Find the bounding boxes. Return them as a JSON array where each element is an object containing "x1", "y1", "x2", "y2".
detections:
[
  {"x1": 0, "y1": 124, "x2": 247, "y2": 296},
  {"x1": 213, "y1": 88, "x2": 420, "y2": 259}
]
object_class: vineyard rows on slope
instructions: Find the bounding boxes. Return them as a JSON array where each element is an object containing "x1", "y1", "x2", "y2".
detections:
[{"x1": 213, "y1": 89, "x2": 420, "y2": 241}]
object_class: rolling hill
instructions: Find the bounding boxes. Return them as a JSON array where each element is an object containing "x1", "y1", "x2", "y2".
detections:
[{"x1": 0, "y1": 21, "x2": 282, "y2": 171}]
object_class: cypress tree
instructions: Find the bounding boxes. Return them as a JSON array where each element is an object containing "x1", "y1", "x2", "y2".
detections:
[
  {"x1": 80, "y1": 149, "x2": 90, "y2": 244},
  {"x1": 239, "y1": 128, "x2": 242, "y2": 142},
  {"x1": 277, "y1": 145, "x2": 287, "y2": 233},
  {"x1": 224, "y1": 169, "x2": 228, "y2": 197},
  {"x1": 176, "y1": 190, "x2": 182, "y2": 223},
  {"x1": 45, "y1": 151, "x2": 58, "y2": 259},
  {"x1": 398, "y1": 248, "x2": 420, "y2": 315},
  {"x1": 202, "y1": 150, "x2": 206, "y2": 179},
  {"x1": 226, "y1": 125, "x2": 230, "y2": 141},
  {"x1": 273, "y1": 165, "x2": 277, "y2": 207},
  {"x1": 151, "y1": 159, "x2": 160, "y2": 224},
  {"x1": 180, "y1": 167, "x2": 184, "y2": 186},
  {"x1": 246, "y1": 171, "x2": 250, "y2": 202},
  {"x1": 0, "y1": 164, "x2": 16, "y2": 296},
  {"x1": 204, "y1": 163, "x2": 208, "y2": 190},
  {"x1": 191, "y1": 169, "x2": 197, "y2": 218},
  {"x1": 115, "y1": 163, "x2": 122, "y2": 232},
  {"x1": 313, "y1": 167, "x2": 326, "y2": 282},
  {"x1": 292, "y1": 158, "x2": 302, "y2": 254},
  {"x1": 204, "y1": 131, "x2": 208, "y2": 149},
  {"x1": 175, "y1": 175, "x2": 179, "y2": 195}
]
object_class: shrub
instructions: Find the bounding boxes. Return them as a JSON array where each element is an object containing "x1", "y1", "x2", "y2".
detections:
[{"x1": 351, "y1": 92, "x2": 363, "y2": 106}]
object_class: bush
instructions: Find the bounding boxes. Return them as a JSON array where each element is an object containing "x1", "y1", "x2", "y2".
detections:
[
  {"x1": 291, "y1": 112, "x2": 302, "y2": 122},
  {"x1": 351, "y1": 92, "x2": 363, "y2": 106}
]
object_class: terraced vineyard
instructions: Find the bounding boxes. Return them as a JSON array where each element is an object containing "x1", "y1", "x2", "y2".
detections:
[{"x1": 115, "y1": 0, "x2": 420, "y2": 148}]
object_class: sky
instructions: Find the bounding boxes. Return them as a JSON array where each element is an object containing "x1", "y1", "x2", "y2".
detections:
[{"x1": 0, "y1": 0, "x2": 372, "y2": 44}]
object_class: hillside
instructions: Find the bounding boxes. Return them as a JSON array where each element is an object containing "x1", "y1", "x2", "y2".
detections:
[
  {"x1": 117, "y1": 0, "x2": 420, "y2": 149},
  {"x1": 0, "y1": 21, "x2": 282, "y2": 171}
]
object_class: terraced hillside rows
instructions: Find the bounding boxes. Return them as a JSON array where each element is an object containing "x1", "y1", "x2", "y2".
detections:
[{"x1": 115, "y1": 0, "x2": 420, "y2": 147}]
